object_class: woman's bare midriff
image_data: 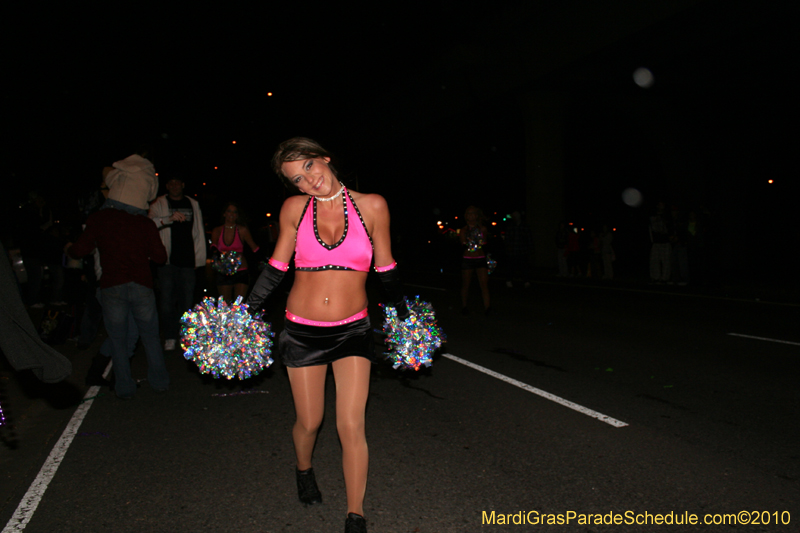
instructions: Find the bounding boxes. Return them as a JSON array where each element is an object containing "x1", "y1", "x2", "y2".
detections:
[{"x1": 287, "y1": 270, "x2": 369, "y2": 321}]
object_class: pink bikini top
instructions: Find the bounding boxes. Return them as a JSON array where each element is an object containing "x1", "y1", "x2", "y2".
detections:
[
  {"x1": 216, "y1": 225, "x2": 244, "y2": 253},
  {"x1": 294, "y1": 188, "x2": 373, "y2": 272}
]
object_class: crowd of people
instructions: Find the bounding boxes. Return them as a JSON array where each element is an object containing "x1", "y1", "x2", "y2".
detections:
[
  {"x1": 3, "y1": 138, "x2": 717, "y2": 532},
  {"x1": 456, "y1": 202, "x2": 709, "y2": 294},
  {"x1": 3, "y1": 138, "x2": 411, "y2": 533}
]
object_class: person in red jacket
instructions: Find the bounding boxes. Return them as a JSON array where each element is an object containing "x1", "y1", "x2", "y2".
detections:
[{"x1": 67, "y1": 204, "x2": 169, "y2": 399}]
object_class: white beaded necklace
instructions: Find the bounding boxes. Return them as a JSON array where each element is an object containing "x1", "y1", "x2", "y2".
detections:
[{"x1": 315, "y1": 184, "x2": 345, "y2": 202}]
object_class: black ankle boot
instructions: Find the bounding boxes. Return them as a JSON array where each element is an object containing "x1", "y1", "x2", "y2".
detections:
[
  {"x1": 344, "y1": 513, "x2": 367, "y2": 533},
  {"x1": 296, "y1": 468, "x2": 322, "y2": 505}
]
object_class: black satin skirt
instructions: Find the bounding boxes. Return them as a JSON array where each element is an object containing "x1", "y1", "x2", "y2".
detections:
[{"x1": 278, "y1": 316, "x2": 377, "y2": 368}]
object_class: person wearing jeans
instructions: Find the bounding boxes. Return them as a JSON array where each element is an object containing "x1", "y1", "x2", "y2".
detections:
[
  {"x1": 149, "y1": 177, "x2": 206, "y2": 351},
  {"x1": 67, "y1": 203, "x2": 168, "y2": 399},
  {"x1": 100, "y1": 282, "x2": 168, "y2": 398}
]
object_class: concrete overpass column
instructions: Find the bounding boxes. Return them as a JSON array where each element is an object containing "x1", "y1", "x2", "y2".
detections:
[{"x1": 522, "y1": 92, "x2": 566, "y2": 270}]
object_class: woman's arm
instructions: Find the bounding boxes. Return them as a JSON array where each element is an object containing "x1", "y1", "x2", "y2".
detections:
[
  {"x1": 272, "y1": 198, "x2": 302, "y2": 263},
  {"x1": 210, "y1": 226, "x2": 221, "y2": 252},
  {"x1": 238, "y1": 226, "x2": 260, "y2": 253},
  {"x1": 245, "y1": 198, "x2": 302, "y2": 311},
  {"x1": 368, "y1": 194, "x2": 395, "y2": 268},
  {"x1": 363, "y1": 194, "x2": 409, "y2": 318}
]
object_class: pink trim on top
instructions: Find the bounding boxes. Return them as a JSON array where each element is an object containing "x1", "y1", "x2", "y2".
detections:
[
  {"x1": 217, "y1": 225, "x2": 244, "y2": 253},
  {"x1": 294, "y1": 188, "x2": 373, "y2": 272},
  {"x1": 269, "y1": 258, "x2": 289, "y2": 271},
  {"x1": 374, "y1": 261, "x2": 397, "y2": 273},
  {"x1": 286, "y1": 308, "x2": 369, "y2": 327}
]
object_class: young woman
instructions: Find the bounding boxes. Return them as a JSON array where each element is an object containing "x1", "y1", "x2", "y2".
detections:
[
  {"x1": 210, "y1": 202, "x2": 259, "y2": 302},
  {"x1": 246, "y1": 138, "x2": 404, "y2": 533},
  {"x1": 460, "y1": 205, "x2": 491, "y2": 315}
]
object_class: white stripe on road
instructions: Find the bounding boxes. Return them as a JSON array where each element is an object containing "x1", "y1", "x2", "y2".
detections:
[
  {"x1": 3, "y1": 364, "x2": 109, "y2": 533},
  {"x1": 442, "y1": 353, "x2": 629, "y2": 428},
  {"x1": 727, "y1": 333, "x2": 800, "y2": 346}
]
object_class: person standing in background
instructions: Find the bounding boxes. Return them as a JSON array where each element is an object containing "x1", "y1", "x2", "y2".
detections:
[
  {"x1": 66, "y1": 188, "x2": 169, "y2": 399},
  {"x1": 210, "y1": 202, "x2": 260, "y2": 303},
  {"x1": 601, "y1": 225, "x2": 614, "y2": 280},
  {"x1": 649, "y1": 201, "x2": 671, "y2": 284},
  {"x1": 148, "y1": 177, "x2": 206, "y2": 351},
  {"x1": 460, "y1": 206, "x2": 491, "y2": 315},
  {"x1": 503, "y1": 211, "x2": 533, "y2": 288},
  {"x1": 555, "y1": 222, "x2": 569, "y2": 278}
]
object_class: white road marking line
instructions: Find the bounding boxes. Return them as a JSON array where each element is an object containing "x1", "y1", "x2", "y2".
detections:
[
  {"x1": 727, "y1": 333, "x2": 800, "y2": 346},
  {"x1": 3, "y1": 381, "x2": 105, "y2": 532},
  {"x1": 442, "y1": 353, "x2": 628, "y2": 428}
]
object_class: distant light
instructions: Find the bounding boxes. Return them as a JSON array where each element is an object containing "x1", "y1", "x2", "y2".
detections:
[
  {"x1": 622, "y1": 187, "x2": 643, "y2": 207},
  {"x1": 633, "y1": 67, "x2": 654, "y2": 88},
  {"x1": 232, "y1": 140, "x2": 237, "y2": 144},
  {"x1": 267, "y1": 92, "x2": 273, "y2": 96},
  {"x1": 202, "y1": 182, "x2": 206, "y2": 186},
  {"x1": 768, "y1": 179, "x2": 774, "y2": 184},
  {"x1": 581, "y1": 228, "x2": 584, "y2": 231},
  {"x1": 613, "y1": 228, "x2": 617, "y2": 232},
  {"x1": 454, "y1": 216, "x2": 458, "y2": 220},
  {"x1": 266, "y1": 213, "x2": 272, "y2": 217},
  {"x1": 214, "y1": 166, "x2": 218, "y2": 170},
  {"x1": 568, "y1": 222, "x2": 573, "y2": 225},
  {"x1": 436, "y1": 221, "x2": 442, "y2": 225},
  {"x1": 492, "y1": 222, "x2": 497, "y2": 226},
  {"x1": 155, "y1": 172, "x2": 159, "y2": 177}
]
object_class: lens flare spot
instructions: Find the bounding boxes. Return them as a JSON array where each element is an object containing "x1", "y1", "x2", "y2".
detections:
[
  {"x1": 633, "y1": 68, "x2": 654, "y2": 88},
  {"x1": 622, "y1": 188, "x2": 643, "y2": 207}
]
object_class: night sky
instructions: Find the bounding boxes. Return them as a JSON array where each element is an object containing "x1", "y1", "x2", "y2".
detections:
[{"x1": 5, "y1": 1, "x2": 796, "y2": 281}]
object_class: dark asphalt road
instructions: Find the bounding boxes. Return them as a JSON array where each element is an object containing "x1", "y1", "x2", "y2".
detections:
[{"x1": 2, "y1": 276, "x2": 799, "y2": 532}]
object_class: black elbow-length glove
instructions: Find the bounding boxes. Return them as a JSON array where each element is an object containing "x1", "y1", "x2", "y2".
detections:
[
  {"x1": 246, "y1": 263, "x2": 286, "y2": 312},
  {"x1": 376, "y1": 264, "x2": 409, "y2": 320}
]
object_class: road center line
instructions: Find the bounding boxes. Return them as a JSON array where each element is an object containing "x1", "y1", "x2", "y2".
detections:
[
  {"x1": 3, "y1": 384, "x2": 102, "y2": 532},
  {"x1": 727, "y1": 333, "x2": 800, "y2": 346},
  {"x1": 442, "y1": 353, "x2": 628, "y2": 428}
]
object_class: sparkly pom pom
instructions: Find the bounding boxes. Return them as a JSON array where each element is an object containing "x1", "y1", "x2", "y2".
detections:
[
  {"x1": 380, "y1": 297, "x2": 445, "y2": 371},
  {"x1": 213, "y1": 251, "x2": 243, "y2": 276},
  {"x1": 180, "y1": 296, "x2": 274, "y2": 380},
  {"x1": 0, "y1": 399, "x2": 6, "y2": 427},
  {"x1": 486, "y1": 253, "x2": 497, "y2": 274}
]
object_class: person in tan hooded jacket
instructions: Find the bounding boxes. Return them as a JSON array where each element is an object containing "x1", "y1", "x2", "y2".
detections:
[{"x1": 103, "y1": 152, "x2": 158, "y2": 211}]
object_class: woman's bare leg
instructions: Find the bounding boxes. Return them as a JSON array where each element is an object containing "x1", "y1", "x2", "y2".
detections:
[
  {"x1": 331, "y1": 356, "x2": 371, "y2": 516},
  {"x1": 475, "y1": 267, "x2": 490, "y2": 310},
  {"x1": 461, "y1": 268, "x2": 473, "y2": 308},
  {"x1": 287, "y1": 365, "x2": 328, "y2": 470},
  {"x1": 217, "y1": 284, "x2": 233, "y2": 304},
  {"x1": 233, "y1": 282, "x2": 249, "y2": 301}
]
